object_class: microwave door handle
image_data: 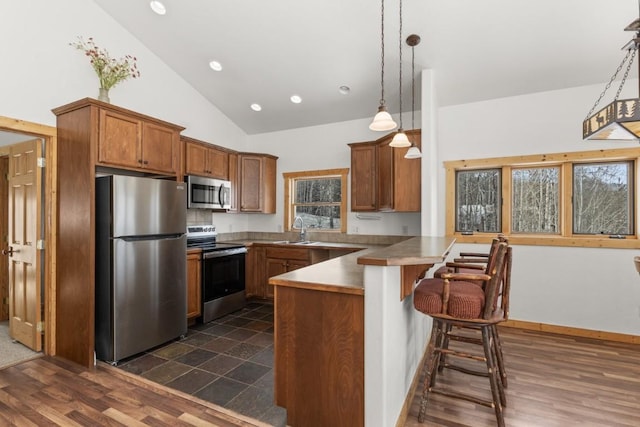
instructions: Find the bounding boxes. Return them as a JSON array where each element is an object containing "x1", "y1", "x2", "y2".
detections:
[{"x1": 218, "y1": 185, "x2": 224, "y2": 207}]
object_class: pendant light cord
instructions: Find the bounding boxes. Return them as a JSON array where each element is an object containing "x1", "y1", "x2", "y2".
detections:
[
  {"x1": 398, "y1": 0, "x2": 403, "y2": 128},
  {"x1": 380, "y1": 0, "x2": 386, "y2": 106},
  {"x1": 411, "y1": 42, "x2": 415, "y2": 129}
]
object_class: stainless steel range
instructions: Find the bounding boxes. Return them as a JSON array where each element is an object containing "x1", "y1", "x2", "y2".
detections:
[{"x1": 187, "y1": 225, "x2": 247, "y2": 323}]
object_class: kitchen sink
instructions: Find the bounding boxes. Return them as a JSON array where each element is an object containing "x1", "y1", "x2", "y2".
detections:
[{"x1": 270, "y1": 240, "x2": 320, "y2": 245}]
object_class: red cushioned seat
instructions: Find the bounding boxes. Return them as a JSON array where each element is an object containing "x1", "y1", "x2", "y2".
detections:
[{"x1": 414, "y1": 278, "x2": 485, "y2": 319}]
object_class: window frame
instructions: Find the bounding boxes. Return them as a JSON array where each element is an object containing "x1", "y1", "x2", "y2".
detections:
[
  {"x1": 445, "y1": 147, "x2": 640, "y2": 248},
  {"x1": 283, "y1": 168, "x2": 349, "y2": 233}
]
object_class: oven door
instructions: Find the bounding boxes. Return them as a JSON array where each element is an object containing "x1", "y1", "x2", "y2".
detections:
[{"x1": 202, "y1": 248, "x2": 246, "y2": 302}]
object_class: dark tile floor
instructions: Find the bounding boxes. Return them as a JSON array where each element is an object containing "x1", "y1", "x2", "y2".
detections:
[{"x1": 118, "y1": 301, "x2": 287, "y2": 426}]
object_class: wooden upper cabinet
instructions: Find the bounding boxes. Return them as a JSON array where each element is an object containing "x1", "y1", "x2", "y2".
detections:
[
  {"x1": 349, "y1": 142, "x2": 377, "y2": 211},
  {"x1": 96, "y1": 103, "x2": 182, "y2": 175},
  {"x1": 141, "y1": 121, "x2": 179, "y2": 174},
  {"x1": 184, "y1": 137, "x2": 230, "y2": 180},
  {"x1": 349, "y1": 129, "x2": 421, "y2": 212},
  {"x1": 238, "y1": 153, "x2": 277, "y2": 213},
  {"x1": 98, "y1": 109, "x2": 141, "y2": 169},
  {"x1": 228, "y1": 152, "x2": 239, "y2": 213}
]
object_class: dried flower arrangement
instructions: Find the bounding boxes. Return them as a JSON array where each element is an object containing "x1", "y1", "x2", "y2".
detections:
[{"x1": 70, "y1": 36, "x2": 140, "y2": 91}]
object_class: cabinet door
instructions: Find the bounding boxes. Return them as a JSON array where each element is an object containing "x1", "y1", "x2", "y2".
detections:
[
  {"x1": 240, "y1": 155, "x2": 263, "y2": 212},
  {"x1": 266, "y1": 257, "x2": 288, "y2": 299},
  {"x1": 287, "y1": 259, "x2": 310, "y2": 272},
  {"x1": 350, "y1": 143, "x2": 377, "y2": 211},
  {"x1": 377, "y1": 139, "x2": 394, "y2": 211},
  {"x1": 228, "y1": 152, "x2": 238, "y2": 213},
  {"x1": 141, "y1": 121, "x2": 178, "y2": 174},
  {"x1": 186, "y1": 253, "x2": 201, "y2": 319},
  {"x1": 262, "y1": 156, "x2": 277, "y2": 214},
  {"x1": 245, "y1": 246, "x2": 261, "y2": 298},
  {"x1": 208, "y1": 147, "x2": 229, "y2": 180},
  {"x1": 392, "y1": 131, "x2": 421, "y2": 212},
  {"x1": 98, "y1": 109, "x2": 142, "y2": 169},
  {"x1": 185, "y1": 142, "x2": 208, "y2": 176}
]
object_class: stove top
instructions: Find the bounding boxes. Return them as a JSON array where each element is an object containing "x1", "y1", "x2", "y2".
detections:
[{"x1": 186, "y1": 225, "x2": 245, "y2": 252}]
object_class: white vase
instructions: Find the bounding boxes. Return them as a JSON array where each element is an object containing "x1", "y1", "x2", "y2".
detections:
[{"x1": 98, "y1": 87, "x2": 110, "y2": 103}]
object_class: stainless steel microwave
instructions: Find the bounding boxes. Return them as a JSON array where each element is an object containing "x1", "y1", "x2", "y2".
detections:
[{"x1": 187, "y1": 176, "x2": 231, "y2": 210}]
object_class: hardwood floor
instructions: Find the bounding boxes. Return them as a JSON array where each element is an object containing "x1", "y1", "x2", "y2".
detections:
[
  {"x1": 405, "y1": 327, "x2": 640, "y2": 427},
  {"x1": 0, "y1": 356, "x2": 270, "y2": 426},
  {"x1": 0, "y1": 327, "x2": 638, "y2": 426}
]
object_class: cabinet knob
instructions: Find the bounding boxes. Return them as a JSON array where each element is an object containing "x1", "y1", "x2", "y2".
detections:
[{"x1": 138, "y1": 159, "x2": 143, "y2": 164}]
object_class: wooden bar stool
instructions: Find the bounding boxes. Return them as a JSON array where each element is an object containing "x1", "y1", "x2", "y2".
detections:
[{"x1": 413, "y1": 241, "x2": 510, "y2": 426}]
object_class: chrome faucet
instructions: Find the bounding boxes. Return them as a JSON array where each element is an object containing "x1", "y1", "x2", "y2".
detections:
[{"x1": 292, "y1": 216, "x2": 306, "y2": 242}]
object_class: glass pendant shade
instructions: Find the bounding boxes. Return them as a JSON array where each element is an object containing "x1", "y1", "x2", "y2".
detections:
[
  {"x1": 404, "y1": 145, "x2": 422, "y2": 159},
  {"x1": 389, "y1": 129, "x2": 411, "y2": 147},
  {"x1": 369, "y1": 105, "x2": 397, "y2": 131}
]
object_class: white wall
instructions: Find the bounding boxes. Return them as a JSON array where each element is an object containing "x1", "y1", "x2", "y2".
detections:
[
  {"x1": 433, "y1": 82, "x2": 640, "y2": 336},
  {"x1": 245, "y1": 118, "x2": 422, "y2": 235},
  {"x1": 0, "y1": 0, "x2": 247, "y2": 152}
]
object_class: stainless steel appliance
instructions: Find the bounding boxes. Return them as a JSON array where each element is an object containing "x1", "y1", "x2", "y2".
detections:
[
  {"x1": 95, "y1": 175, "x2": 187, "y2": 364},
  {"x1": 186, "y1": 225, "x2": 247, "y2": 323},
  {"x1": 187, "y1": 176, "x2": 231, "y2": 210}
]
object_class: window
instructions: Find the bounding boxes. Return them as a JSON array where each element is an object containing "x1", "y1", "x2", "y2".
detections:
[
  {"x1": 445, "y1": 147, "x2": 640, "y2": 248},
  {"x1": 573, "y1": 161, "x2": 633, "y2": 235},
  {"x1": 456, "y1": 169, "x2": 501, "y2": 233},
  {"x1": 283, "y1": 168, "x2": 348, "y2": 233},
  {"x1": 512, "y1": 167, "x2": 559, "y2": 234}
]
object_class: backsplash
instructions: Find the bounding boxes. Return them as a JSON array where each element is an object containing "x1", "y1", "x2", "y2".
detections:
[
  {"x1": 186, "y1": 208, "x2": 212, "y2": 226},
  {"x1": 216, "y1": 231, "x2": 411, "y2": 246}
]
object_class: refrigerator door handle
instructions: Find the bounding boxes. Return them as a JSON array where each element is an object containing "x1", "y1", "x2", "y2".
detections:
[{"x1": 118, "y1": 233, "x2": 185, "y2": 242}]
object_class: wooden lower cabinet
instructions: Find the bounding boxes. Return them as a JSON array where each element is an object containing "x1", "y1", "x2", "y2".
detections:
[
  {"x1": 186, "y1": 251, "x2": 201, "y2": 320},
  {"x1": 264, "y1": 247, "x2": 310, "y2": 299},
  {"x1": 248, "y1": 245, "x2": 361, "y2": 300},
  {"x1": 274, "y1": 285, "x2": 364, "y2": 427}
]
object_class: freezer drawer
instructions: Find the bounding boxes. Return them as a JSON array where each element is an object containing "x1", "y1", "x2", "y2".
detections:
[{"x1": 95, "y1": 234, "x2": 187, "y2": 363}]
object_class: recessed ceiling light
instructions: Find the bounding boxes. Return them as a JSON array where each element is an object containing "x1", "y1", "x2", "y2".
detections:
[
  {"x1": 149, "y1": 1, "x2": 166, "y2": 15},
  {"x1": 209, "y1": 61, "x2": 222, "y2": 71},
  {"x1": 339, "y1": 86, "x2": 351, "y2": 95},
  {"x1": 290, "y1": 95, "x2": 302, "y2": 104},
  {"x1": 251, "y1": 103, "x2": 262, "y2": 111}
]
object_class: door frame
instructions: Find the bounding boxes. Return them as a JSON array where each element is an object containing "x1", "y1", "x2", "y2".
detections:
[{"x1": 0, "y1": 116, "x2": 57, "y2": 356}]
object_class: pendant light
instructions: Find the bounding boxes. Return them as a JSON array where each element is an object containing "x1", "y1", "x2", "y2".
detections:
[
  {"x1": 369, "y1": 0, "x2": 398, "y2": 131},
  {"x1": 390, "y1": 0, "x2": 411, "y2": 147},
  {"x1": 583, "y1": 2, "x2": 640, "y2": 140},
  {"x1": 405, "y1": 34, "x2": 422, "y2": 159}
]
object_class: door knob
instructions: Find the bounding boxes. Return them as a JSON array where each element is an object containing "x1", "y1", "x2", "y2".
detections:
[{"x1": 1, "y1": 247, "x2": 14, "y2": 257}]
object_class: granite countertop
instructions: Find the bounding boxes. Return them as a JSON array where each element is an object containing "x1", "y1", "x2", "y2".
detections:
[
  {"x1": 268, "y1": 236, "x2": 455, "y2": 295},
  {"x1": 224, "y1": 239, "x2": 371, "y2": 250},
  {"x1": 267, "y1": 248, "x2": 371, "y2": 296},
  {"x1": 357, "y1": 236, "x2": 456, "y2": 266}
]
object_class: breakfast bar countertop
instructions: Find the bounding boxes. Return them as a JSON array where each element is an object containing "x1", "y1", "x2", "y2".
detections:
[{"x1": 268, "y1": 236, "x2": 456, "y2": 296}]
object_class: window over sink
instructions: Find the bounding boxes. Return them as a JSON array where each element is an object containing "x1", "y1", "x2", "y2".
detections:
[{"x1": 283, "y1": 168, "x2": 348, "y2": 233}]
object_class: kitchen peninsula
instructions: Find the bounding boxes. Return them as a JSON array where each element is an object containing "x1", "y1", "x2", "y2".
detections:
[{"x1": 269, "y1": 236, "x2": 455, "y2": 427}]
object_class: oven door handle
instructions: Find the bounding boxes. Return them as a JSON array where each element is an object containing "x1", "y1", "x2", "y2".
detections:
[{"x1": 202, "y1": 248, "x2": 247, "y2": 259}]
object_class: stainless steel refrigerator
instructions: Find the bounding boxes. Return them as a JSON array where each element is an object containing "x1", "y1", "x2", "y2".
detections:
[{"x1": 95, "y1": 175, "x2": 187, "y2": 364}]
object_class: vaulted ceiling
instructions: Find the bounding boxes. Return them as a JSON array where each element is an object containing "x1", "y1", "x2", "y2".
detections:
[{"x1": 88, "y1": 0, "x2": 638, "y2": 135}]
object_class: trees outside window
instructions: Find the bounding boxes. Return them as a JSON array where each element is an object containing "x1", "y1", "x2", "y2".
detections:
[
  {"x1": 445, "y1": 147, "x2": 640, "y2": 248},
  {"x1": 456, "y1": 169, "x2": 501, "y2": 233},
  {"x1": 573, "y1": 162, "x2": 633, "y2": 235},
  {"x1": 283, "y1": 169, "x2": 348, "y2": 233},
  {"x1": 512, "y1": 167, "x2": 559, "y2": 234}
]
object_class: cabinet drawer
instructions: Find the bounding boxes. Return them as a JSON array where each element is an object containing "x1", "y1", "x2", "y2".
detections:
[{"x1": 266, "y1": 247, "x2": 309, "y2": 261}]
